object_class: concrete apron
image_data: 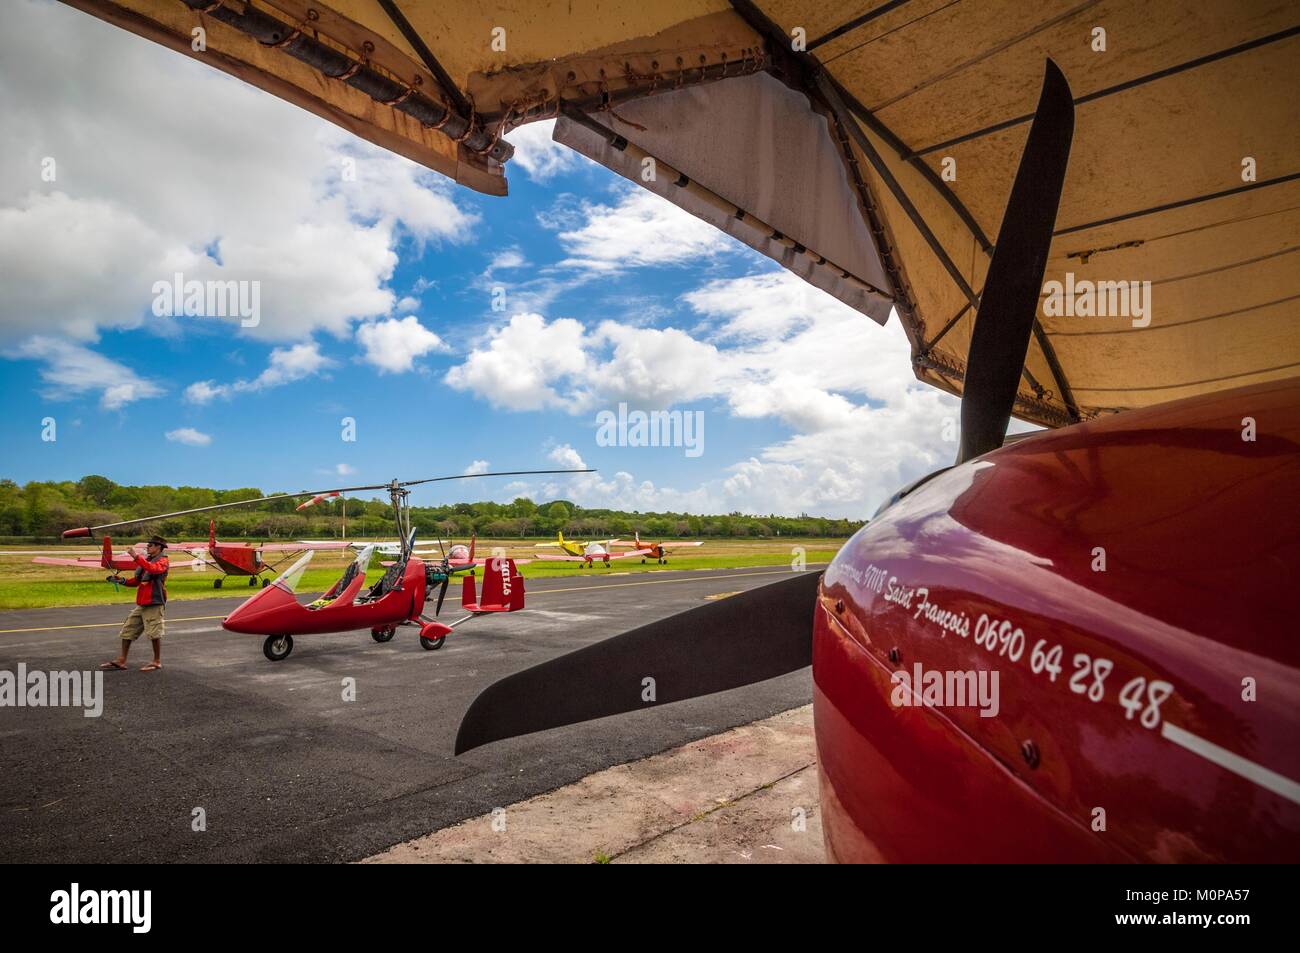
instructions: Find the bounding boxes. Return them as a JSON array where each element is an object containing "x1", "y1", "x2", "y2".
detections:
[{"x1": 364, "y1": 705, "x2": 824, "y2": 864}]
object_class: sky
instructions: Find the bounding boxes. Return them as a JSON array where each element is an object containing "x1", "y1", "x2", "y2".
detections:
[{"x1": 0, "y1": 0, "x2": 967, "y2": 519}]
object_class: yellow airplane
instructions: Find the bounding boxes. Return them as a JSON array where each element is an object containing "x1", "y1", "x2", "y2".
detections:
[{"x1": 534, "y1": 532, "x2": 652, "y2": 569}]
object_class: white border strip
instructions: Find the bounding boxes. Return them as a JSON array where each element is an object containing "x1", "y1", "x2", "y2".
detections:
[{"x1": 1162, "y1": 721, "x2": 1300, "y2": 806}]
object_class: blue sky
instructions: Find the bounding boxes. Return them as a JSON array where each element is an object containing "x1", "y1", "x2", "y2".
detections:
[{"x1": 0, "y1": 0, "x2": 961, "y2": 518}]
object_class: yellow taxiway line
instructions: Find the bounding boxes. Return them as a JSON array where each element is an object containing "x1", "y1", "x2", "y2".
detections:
[{"x1": 0, "y1": 566, "x2": 826, "y2": 635}]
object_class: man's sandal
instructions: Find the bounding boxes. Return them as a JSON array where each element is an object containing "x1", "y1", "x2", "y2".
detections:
[
  {"x1": 99, "y1": 660, "x2": 127, "y2": 670},
  {"x1": 139, "y1": 661, "x2": 162, "y2": 672}
]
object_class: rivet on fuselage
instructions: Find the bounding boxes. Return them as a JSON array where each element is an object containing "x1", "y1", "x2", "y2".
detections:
[{"x1": 1021, "y1": 740, "x2": 1041, "y2": 769}]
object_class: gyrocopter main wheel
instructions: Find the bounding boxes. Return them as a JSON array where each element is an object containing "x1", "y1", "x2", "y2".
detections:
[
  {"x1": 263, "y1": 634, "x2": 293, "y2": 661},
  {"x1": 371, "y1": 626, "x2": 396, "y2": 643}
]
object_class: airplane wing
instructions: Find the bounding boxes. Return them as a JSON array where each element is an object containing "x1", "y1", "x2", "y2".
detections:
[
  {"x1": 32, "y1": 556, "x2": 204, "y2": 569},
  {"x1": 31, "y1": 556, "x2": 106, "y2": 568},
  {"x1": 264, "y1": 541, "x2": 352, "y2": 551},
  {"x1": 660, "y1": 542, "x2": 705, "y2": 550},
  {"x1": 534, "y1": 543, "x2": 563, "y2": 548},
  {"x1": 534, "y1": 554, "x2": 588, "y2": 562},
  {"x1": 605, "y1": 549, "x2": 656, "y2": 560}
]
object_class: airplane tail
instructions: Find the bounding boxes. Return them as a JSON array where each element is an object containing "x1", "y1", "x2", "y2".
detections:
[
  {"x1": 468, "y1": 533, "x2": 476, "y2": 562},
  {"x1": 209, "y1": 519, "x2": 217, "y2": 550},
  {"x1": 100, "y1": 537, "x2": 113, "y2": 569},
  {"x1": 556, "y1": 530, "x2": 565, "y2": 546},
  {"x1": 463, "y1": 557, "x2": 525, "y2": 612}
]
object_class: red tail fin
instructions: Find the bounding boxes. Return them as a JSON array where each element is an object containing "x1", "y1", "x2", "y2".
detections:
[
  {"x1": 468, "y1": 534, "x2": 476, "y2": 562},
  {"x1": 100, "y1": 537, "x2": 113, "y2": 569},
  {"x1": 465, "y1": 557, "x2": 525, "y2": 611}
]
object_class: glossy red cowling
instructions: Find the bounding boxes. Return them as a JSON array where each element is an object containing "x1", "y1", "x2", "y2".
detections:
[{"x1": 815, "y1": 377, "x2": 1300, "y2": 863}]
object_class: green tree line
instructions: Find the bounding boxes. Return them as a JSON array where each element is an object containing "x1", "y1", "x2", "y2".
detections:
[{"x1": 0, "y1": 476, "x2": 865, "y2": 542}]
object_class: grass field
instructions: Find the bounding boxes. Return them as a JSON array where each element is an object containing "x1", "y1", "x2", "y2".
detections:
[{"x1": 0, "y1": 537, "x2": 844, "y2": 610}]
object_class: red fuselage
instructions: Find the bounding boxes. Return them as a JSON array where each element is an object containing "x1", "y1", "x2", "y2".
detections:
[
  {"x1": 814, "y1": 378, "x2": 1300, "y2": 862},
  {"x1": 222, "y1": 557, "x2": 427, "y2": 635},
  {"x1": 207, "y1": 543, "x2": 264, "y2": 576}
]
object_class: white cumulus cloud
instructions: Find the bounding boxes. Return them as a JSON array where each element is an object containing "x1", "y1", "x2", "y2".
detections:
[
  {"x1": 165, "y1": 427, "x2": 211, "y2": 446},
  {"x1": 504, "y1": 120, "x2": 583, "y2": 183},
  {"x1": 0, "y1": 0, "x2": 477, "y2": 346},
  {"x1": 10, "y1": 337, "x2": 163, "y2": 410},
  {"x1": 185, "y1": 342, "x2": 333, "y2": 402},
  {"x1": 555, "y1": 188, "x2": 729, "y2": 274},
  {"x1": 445, "y1": 312, "x2": 589, "y2": 410},
  {"x1": 356, "y1": 316, "x2": 446, "y2": 374}
]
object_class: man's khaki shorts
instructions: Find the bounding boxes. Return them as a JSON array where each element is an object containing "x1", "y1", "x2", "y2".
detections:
[{"x1": 120, "y1": 604, "x2": 165, "y2": 641}]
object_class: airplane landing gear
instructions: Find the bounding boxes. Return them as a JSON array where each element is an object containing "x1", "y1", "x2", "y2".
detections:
[
  {"x1": 263, "y1": 634, "x2": 293, "y2": 661},
  {"x1": 261, "y1": 578, "x2": 270, "y2": 588},
  {"x1": 213, "y1": 578, "x2": 222, "y2": 589},
  {"x1": 248, "y1": 576, "x2": 258, "y2": 586},
  {"x1": 371, "y1": 626, "x2": 395, "y2": 643},
  {"x1": 418, "y1": 621, "x2": 450, "y2": 651}
]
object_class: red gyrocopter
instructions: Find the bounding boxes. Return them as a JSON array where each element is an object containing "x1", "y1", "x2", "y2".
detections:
[{"x1": 62, "y1": 469, "x2": 589, "y2": 661}]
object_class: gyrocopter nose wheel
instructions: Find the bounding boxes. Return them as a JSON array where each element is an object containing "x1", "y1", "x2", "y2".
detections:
[
  {"x1": 418, "y1": 621, "x2": 450, "y2": 651},
  {"x1": 371, "y1": 626, "x2": 396, "y2": 643},
  {"x1": 263, "y1": 634, "x2": 294, "y2": 661}
]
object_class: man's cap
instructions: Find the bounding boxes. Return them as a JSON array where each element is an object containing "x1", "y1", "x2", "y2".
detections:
[{"x1": 147, "y1": 535, "x2": 168, "y2": 548}]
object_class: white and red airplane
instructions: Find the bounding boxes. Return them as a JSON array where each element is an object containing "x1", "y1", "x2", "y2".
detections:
[{"x1": 610, "y1": 532, "x2": 704, "y2": 565}]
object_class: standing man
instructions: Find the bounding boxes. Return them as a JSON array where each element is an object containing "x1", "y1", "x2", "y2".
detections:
[{"x1": 101, "y1": 535, "x2": 169, "y2": 672}]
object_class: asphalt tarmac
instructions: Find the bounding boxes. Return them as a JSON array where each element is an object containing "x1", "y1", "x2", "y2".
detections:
[{"x1": 0, "y1": 565, "x2": 819, "y2": 862}]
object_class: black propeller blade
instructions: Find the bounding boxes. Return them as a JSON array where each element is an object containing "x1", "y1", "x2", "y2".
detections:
[
  {"x1": 435, "y1": 575, "x2": 450, "y2": 616},
  {"x1": 958, "y1": 60, "x2": 1075, "y2": 464},
  {"x1": 455, "y1": 571, "x2": 821, "y2": 754}
]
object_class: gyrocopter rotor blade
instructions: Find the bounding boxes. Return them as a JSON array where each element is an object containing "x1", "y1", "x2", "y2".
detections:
[{"x1": 61, "y1": 469, "x2": 594, "y2": 538}]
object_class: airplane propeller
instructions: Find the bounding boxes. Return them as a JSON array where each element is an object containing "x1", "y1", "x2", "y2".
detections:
[
  {"x1": 455, "y1": 60, "x2": 1075, "y2": 754},
  {"x1": 435, "y1": 575, "x2": 451, "y2": 616},
  {"x1": 958, "y1": 59, "x2": 1075, "y2": 464}
]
